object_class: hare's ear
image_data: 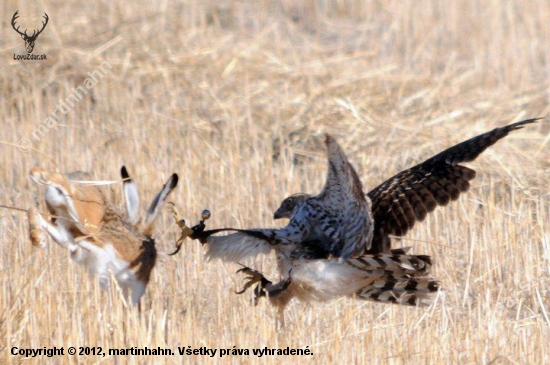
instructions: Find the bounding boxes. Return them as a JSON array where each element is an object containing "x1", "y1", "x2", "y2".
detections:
[
  {"x1": 141, "y1": 173, "x2": 178, "y2": 237},
  {"x1": 121, "y1": 166, "x2": 140, "y2": 225}
]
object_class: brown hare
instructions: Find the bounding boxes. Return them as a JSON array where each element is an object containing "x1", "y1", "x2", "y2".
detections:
[{"x1": 28, "y1": 166, "x2": 178, "y2": 305}]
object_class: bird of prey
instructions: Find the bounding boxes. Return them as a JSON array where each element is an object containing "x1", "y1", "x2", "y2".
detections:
[
  {"x1": 171, "y1": 133, "x2": 374, "y2": 262},
  {"x1": 276, "y1": 118, "x2": 541, "y2": 254},
  {"x1": 173, "y1": 118, "x2": 539, "y2": 314}
]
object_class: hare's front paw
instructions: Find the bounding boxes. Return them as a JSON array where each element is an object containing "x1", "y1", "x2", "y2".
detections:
[{"x1": 28, "y1": 207, "x2": 47, "y2": 248}]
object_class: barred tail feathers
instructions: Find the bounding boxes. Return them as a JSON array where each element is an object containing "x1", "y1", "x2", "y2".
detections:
[
  {"x1": 290, "y1": 253, "x2": 439, "y2": 305},
  {"x1": 349, "y1": 253, "x2": 439, "y2": 306},
  {"x1": 356, "y1": 280, "x2": 439, "y2": 306},
  {"x1": 347, "y1": 253, "x2": 433, "y2": 274}
]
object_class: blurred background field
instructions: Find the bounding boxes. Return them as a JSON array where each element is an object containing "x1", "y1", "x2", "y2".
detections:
[{"x1": 0, "y1": 0, "x2": 549, "y2": 363}]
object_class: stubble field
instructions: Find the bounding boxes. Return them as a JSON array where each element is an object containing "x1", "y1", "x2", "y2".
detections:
[{"x1": 0, "y1": 1, "x2": 549, "y2": 364}]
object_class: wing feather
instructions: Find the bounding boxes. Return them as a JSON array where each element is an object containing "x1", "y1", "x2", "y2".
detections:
[
  {"x1": 367, "y1": 118, "x2": 540, "y2": 253},
  {"x1": 304, "y1": 134, "x2": 373, "y2": 258},
  {"x1": 318, "y1": 134, "x2": 365, "y2": 204},
  {"x1": 204, "y1": 230, "x2": 275, "y2": 262}
]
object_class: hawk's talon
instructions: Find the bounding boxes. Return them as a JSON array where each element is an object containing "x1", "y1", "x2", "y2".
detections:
[
  {"x1": 168, "y1": 204, "x2": 211, "y2": 255},
  {"x1": 282, "y1": 273, "x2": 292, "y2": 291},
  {"x1": 169, "y1": 202, "x2": 188, "y2": 230},
  {"x1": 235, "y1": 265, "x2": 271, "y2": 304}
]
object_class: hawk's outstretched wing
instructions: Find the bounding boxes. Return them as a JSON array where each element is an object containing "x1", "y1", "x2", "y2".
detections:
[
  {"x1": 279, "y1": 134, "x2": 372, "y2": 259},
  {"x1": 204, "y1": 229, "x2": 275, "y2": 262},
  {"x1": 318, "y1": 134, "x2": 366, "y2": 206},
  {"x1": 366, "y1": 118, "x2": 540, "y2": 253}
]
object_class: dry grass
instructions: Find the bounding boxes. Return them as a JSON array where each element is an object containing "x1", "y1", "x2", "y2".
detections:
[{"x1": 1, "y1": 0, "x2": 549, "y2": 363}]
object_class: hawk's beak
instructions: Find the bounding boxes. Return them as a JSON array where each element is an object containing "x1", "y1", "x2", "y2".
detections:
[{"x1": 273, "y1": 208, "x2": 285, "y2": 220}]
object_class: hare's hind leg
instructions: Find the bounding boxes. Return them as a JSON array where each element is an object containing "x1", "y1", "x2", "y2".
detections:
[
  {"x1": 111, "y1": 269, "x2": 146, "y2": 307},
  {"x1": 130, "y1": 279, "x2": 146, "y2": 306}
]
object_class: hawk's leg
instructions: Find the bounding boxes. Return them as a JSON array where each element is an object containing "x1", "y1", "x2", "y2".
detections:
[
  {"x1": 236, "y1": 266, "x2": 291, "y2": 304},
  {"x1": 168, "y1": 204, "x2": 211, "y2": 255}
]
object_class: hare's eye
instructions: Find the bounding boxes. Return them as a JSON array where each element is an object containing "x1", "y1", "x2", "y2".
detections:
[{"x1": 55, "y1": 187, "x2": 63, "y2": 195}]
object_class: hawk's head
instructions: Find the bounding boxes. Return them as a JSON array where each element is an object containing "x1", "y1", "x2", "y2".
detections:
[{"x1": 274, "y1": 193, "x2": 310, "y2": 219}]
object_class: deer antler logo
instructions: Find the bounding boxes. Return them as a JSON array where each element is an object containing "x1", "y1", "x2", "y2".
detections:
[{"x1": 11, "y1": 11, "x2": 49, "y2": 54}]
